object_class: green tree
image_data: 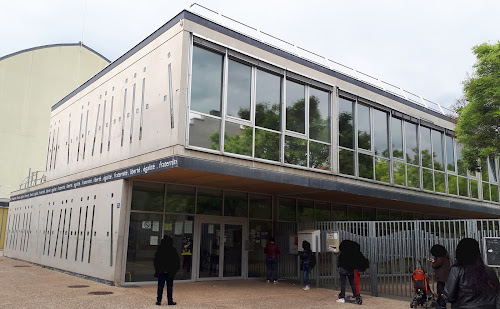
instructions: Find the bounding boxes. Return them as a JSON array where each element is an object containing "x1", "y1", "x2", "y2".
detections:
[{"x1": 455, "y1": 41, "x2": 500, "y2": 171}]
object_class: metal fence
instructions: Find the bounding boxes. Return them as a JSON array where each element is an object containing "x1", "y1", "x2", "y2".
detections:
[{"x1": 275, "y1": 219, "x2": 500, "y2": 298}]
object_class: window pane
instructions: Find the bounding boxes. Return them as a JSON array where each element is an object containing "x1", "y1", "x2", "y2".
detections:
[
  {"x1": 391, "y1": 117, "x2": 403, "y2": 158},
  {"x1": 492, "y1": 185, "x2": 499, "y2": 202},
  {"x1": 249, "y1": 194, "x2": 272, "y2": 219},
  {"x1": 393, "y1": 161, "x2": 406, "y2": 186},
  {"x1": 375, "y1": 157, "x2": 389, "y2": 182},
  {"x1": 481, "y1": 160, "x2": 489, "y2": 181},
  {"x1": 347, "y1": 206, "x2": 363, "y2": 220},
  {"x1": 332, "y1": 204, "x2": 347, "y2": 220},
  {"x1": 483, "y1": 182, "x2": 491, "y2": 201},
  {"x1": 279, "y1": 198, "x2": 296, "y2": 221},
  {"x1": 309, "y1": 141, "x2": 330, "y2": 170},
  {"x1": 189, "y1": 113, "x2": 220, "y2": 150},
  {"x1": 297, "y1": 200, "x2": 314, "y2": 222},
  {"x1": 191, "y1": 46, "x2": 222, "y2": 116},
  {"x1": 407, "y1": 164, "x2": 420, "y2": 188},
  {"x1": 163, "y1": 214, "x2": 194, "y2": 280},
  {"x1": 358, "y1": 153, "x2": 374, "y2": 180},
  {"x1": 227, "y1": 60, "x2": 251, "y2": 120},
  {"x1": 166, "y1": 184, "x2": 195, "y2": 213},
  {"x1": 131, "y1": 181, "x2": 164, "y2": 212},
  {"x1": 456, "y1": 144, "x2": 467, "y2": 176},
  {"x1": 435, "y1": 171, "x2": 446, "y2": 193},
  {"x1": 248, "y1": 220, "x2": 273, "y2": 277},
  {"x1": 357, "y1": 104, "x2": 371, "y2": 150},
  {"x1": 224, "y1": 121, "x2": 252, "y2": 156},
  {"x1": 376, "y1": 209, "x2": 390, "y2": 220},
  {"x1": 256, "y1": 70, "x2": 281, "y2": 131},
  {"x1": 423, "y1": 169, "x2": 433, "y2": 191},
  {"x1": 458, "y1": 177, "x2": 468, "y2": 197},
  {"x1": 339, "y1": 98, "x2": 354, "y2": 149},
  {"x1": 373, "y1": 109, "x2": 388, "y2": 157},
  {"x1": 224, "y1": 191, "x2": 248, "y2": 217},
  {"x1": 470, "y1": 179, "x2": 479, "y2": 199},
  {"x1": 363, "y1": 208, "x2": 377, "y2": 220},
  {"x1": 488, "y1": 158, "x2": 498, "y2": 183},
  {"x1": 405, "y1": 122, "x2": 419, "y2": 165},
  {"x1": 284, "y1": 135, "x2": 307, "y2": 167},
  {"x1": 309, "y1": 88, "x2": 330, "y2": 142},
  {"x1": 420, "y1": 127, "x2": 432, "y2": 168},
  {"x1": 446, "y1": 136, "x2": 455, "y2": 172},
  {"x1": 339, "y1": 149, "x2": 354, "y2": 176},
  {"x1": 286, "y1": 80, "x2": 305, "y2": 133},
  {"x1": 448, "y1": 175, "x2": 458, "y2": 195},
  {"x1": 197, "y1": 188, "x2": 223, "y2": 215},
  {"x1": 315, "y1": 202, "x2": 331, "y2": 221},
  {"x1": 255, "y1": 129, "x2": 280, "y2": 162},
  {"x1": 432, "y1": 130, "x2": 444, "y2": 171}
]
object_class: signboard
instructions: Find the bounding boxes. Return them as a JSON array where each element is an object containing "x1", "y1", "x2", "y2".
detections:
[{"x1": 484, "y1": 237, "x2": 500, "y2": 267}]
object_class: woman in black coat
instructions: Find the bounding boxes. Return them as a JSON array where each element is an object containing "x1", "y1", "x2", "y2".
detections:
[
  {"x1": 154, "y1": 236, "x2": 180, "y2": 306},
  {"x1": 444, "y1": 238, "x2": 500, "y2": 309}
]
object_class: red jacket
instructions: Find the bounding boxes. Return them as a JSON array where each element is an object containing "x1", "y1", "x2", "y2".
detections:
[{"x1": 264, "y1": 242, "x2": 280, "y2": 258}]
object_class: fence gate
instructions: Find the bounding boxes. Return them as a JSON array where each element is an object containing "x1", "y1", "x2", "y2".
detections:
[{"x1": 275, "y1": 219, "x2": 500, "y2": 298}]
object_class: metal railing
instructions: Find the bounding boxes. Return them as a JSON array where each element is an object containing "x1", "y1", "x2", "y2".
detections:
[
  {"x1": 273, "y1": 219, "x2": 500, "y2": 299},
  {"x1": 187, "y1": 3, "x2": 457, "y2": 118}
]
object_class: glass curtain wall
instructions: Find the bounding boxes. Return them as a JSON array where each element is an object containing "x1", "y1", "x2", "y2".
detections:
[{"x1": 189, "y1": 43, "x2": 331, "y2": 170}]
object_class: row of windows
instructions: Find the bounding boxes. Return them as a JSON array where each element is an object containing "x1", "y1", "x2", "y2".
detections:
[
  {"x1": 131, "y1": 181, "x2": 450, "y2": 222},
  {"x1": 339, "y1": 96, "x2": 499, "y2": 202},
  {"x1": 188, "y1": 40, "x2": 499, "y2": 204},
  {"x1": 189, "y1": 44, "x2": 331, "y2": 170}
]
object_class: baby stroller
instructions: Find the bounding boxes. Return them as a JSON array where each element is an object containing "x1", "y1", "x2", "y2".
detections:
[{"x1": 410, "y1": 269, "x2": 436, "y2": 308}]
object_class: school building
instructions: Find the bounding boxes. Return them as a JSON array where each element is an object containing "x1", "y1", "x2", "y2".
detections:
[{"x1": 4, "y1": 5, "x2": 499, "y2": 286}]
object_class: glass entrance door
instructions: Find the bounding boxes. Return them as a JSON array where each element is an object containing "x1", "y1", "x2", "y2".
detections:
[{"x1": 197, "y1": 220, "x2": 245, "y2": 280}]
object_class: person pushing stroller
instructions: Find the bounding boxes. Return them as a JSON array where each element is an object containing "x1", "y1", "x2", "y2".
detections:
[{"x1": 336, "y1": 240, "x2": 369, "y2": 304}]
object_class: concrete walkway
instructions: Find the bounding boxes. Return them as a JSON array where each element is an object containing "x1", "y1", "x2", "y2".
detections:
[{"x1": 0, "y1": 253, "x2": 411, "y2": 308}]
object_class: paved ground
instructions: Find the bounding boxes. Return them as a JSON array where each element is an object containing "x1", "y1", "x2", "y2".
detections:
[{"x1": 0, "y1": 251, "x2": 413, "y2": 308}]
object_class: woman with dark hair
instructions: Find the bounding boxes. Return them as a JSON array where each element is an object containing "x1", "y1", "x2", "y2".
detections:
[
  {"x1": 444, "y1": 238, "x2": 500, "y2": 309},
  {"x1": 430, "y1": 244, "x2": 450, "y2": 309}
]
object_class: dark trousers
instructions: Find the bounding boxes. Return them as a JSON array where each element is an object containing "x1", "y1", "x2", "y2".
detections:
[
  {"x1": 339, "y1": 269, "x2": 357, "y2": 298},
  {"x1": 266, "y1": 257, "x2": 279, "y2": 281},
  {"x1": 436, "y1": 281, "x2": 446, "y2": 307},
  {"x1": 157, "y1": 273, "x2": 174, "y2": 304}
]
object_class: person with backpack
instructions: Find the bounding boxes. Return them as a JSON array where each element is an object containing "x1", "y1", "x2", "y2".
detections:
[
  {"x1": 337, "y1": 240, "x2": 368, "y2": 303},
  {"x1": 154, "y1": 236, "x2": 180, "y2": 306},
  {"x1": 299, "y1": 240, "x2": 315, "y2": 290}
]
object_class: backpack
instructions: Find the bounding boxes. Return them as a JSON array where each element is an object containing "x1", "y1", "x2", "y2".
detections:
[{"x1": 310, "y1": 254, "x2": 316, "y2": 269}]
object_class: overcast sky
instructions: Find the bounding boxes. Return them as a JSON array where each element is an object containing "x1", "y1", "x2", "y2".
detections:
[{"x1": 2, "y1": 0, "x2": 499, "y2": 110}]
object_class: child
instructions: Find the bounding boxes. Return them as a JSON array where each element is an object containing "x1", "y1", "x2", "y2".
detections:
[
  {"x1": 299, "y1": 240, "x2": 313, "y2": 290},
  {"x1": 336, "y1": 240, "x2": 368, "y2": 303},
  {"x1": 430, "y1": 244, "x2": 449, "y2": 309}
]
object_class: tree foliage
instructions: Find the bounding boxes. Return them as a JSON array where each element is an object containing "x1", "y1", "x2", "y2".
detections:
[{"x1": 455, "y1": 41, "x2": 500, "y2": 171}]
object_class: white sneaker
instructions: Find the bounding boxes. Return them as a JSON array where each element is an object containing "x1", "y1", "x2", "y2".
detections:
[
  {"x1": 303, "y1": 285, "x2": 310, "y2": 291},
  {"x1": 273, "y1": 280, "x2": 278, "y2": 284},
  {"x1": 336, "y1": 298, "x2": 345, "y2": 303}
]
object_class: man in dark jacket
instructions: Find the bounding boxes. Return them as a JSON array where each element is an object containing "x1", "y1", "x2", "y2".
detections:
[
  {"x1": 154, "y1": 236, "x2": 180, "y2": 306},
  {"x1": 337, "y1": 240, "x2": 368, "y2": 303},
  {"x1": 264, "y1": 236, "x2": 280, "y2": 284}
]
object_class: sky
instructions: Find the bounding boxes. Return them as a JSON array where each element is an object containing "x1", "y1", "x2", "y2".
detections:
[{"x1": 1, "y1": 0, "x2": 500, "y2": 111}]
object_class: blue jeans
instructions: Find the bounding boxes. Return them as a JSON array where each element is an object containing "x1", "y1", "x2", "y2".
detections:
[
  {"x1": 157, "y1": 273, "x2": 174, "y2": 303},
  {"x1": 304, "y1": 269, "x2": 310, "y2": 286},
  {"x1": 339, "y1": 268, "x2": 356, "y2": 298},
  {"x1": 266, "y1": 257, "x2": 279, "y2": 281}
]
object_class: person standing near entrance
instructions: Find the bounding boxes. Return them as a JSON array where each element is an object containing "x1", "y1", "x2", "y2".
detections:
[
  {"x1": 264, "y1": 236, "x2": 280, "y2": 284},
  {"x1": 299, "y1": 240, "x2": 313, "y2": 290},
  {"x1": 430, "y1": 244, "x2": 450, "y2": 309},
  {"x1": 154, "y1": 236, "x2": 180, "y2": 306}
]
